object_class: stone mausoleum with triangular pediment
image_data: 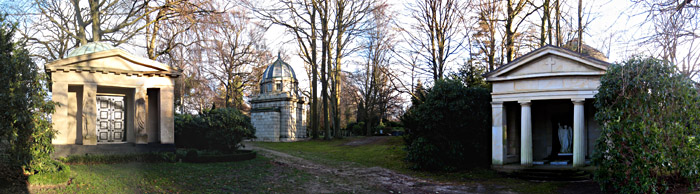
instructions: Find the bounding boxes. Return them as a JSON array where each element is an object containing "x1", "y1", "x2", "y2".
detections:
[
  {"x1": 46, "y1": 42, "x2": 180, "y2": 156},
  {"x1": 485, "y1": 45, "x2": 609, "y2": 169}
]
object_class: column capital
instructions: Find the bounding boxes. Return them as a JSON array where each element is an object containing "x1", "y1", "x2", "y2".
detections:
[
  {"x1": 518, "y1": 100, "x2": 531, "y2": 105},
  {"x1": 491, "y1": 101, "x2": 504, "y2": 106},
  {"x1": 572, "y1": 98, "x2": 585, "y2": 104}
]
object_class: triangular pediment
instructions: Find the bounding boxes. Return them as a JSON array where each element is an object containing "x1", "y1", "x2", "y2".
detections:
[
  {"x1": 485, "y1": 46, "x2": 608, "y2": 81},
  {"x1": 46, "y1": 49, "x2": 178, "y2": 75}
]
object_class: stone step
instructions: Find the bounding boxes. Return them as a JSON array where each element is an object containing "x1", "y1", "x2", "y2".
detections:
[
  {"x1": 508, "y1": 170, "x2": 591, "y2": 181},
  {"x1": 512, "y1": 173, "x2": 591, "y2": 181}
]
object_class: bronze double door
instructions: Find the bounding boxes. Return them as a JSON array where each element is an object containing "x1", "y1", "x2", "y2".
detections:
[{"x1": 96, "y1": 96, "x2": 125, "y2": 142}]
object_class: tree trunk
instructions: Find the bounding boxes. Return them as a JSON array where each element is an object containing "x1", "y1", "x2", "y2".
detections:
[
  {"x1": 540, "y1": 0, "x2": 549, "y2": 47},
  {"x1": 88, "y1": 0, "x2": 101, "y2": 42},
  {"x1": 577, "y1": 0, "x2": 583, "y2": 53},
  {"x1": 506, "y1": 0, "x2": 515, "y2": 63},
  {"x1": 333, "y1": 0, "x2": 344, "y2": 138},
  {"x1": 311, "y1": 1, "x2": 320, "y2": 139},
  {"x1": 321, "y1": 0, "x2": 331, "y2": 140},
  {"x1": 555, "y1": 0, "x2": 561, "y2": 46}
]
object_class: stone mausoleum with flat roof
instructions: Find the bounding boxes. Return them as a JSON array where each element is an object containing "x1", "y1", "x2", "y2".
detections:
[
  {"x1": 250, "y1": 55, "x2": 307, "y2": 142},
  {"x1": 45, "y1": 42, "x2": 180, "y2": 156}
]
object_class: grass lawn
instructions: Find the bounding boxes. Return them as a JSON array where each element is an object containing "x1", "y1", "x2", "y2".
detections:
[
  {"x1": 254, "y1": 136, "x2": 565, "y2": 193},
  {"x1": 255, "y1": 136, "x2": 408, "y2": 171},
  {"x1": 32, "y1": 156, "x2": 314, "y2": 193}
]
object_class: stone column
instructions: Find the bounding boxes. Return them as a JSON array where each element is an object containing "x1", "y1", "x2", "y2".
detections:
[
  {"x1": 160, "y1": 87, "x2": 175, "y2": 144},
  {"x1": 572, "y1": 99, "x2": 586, "y2": 167},
  {"x1": 51, "y1": 82, "x2": 68, "y2": 144},
  {"x1": 135, "y1": 86, "x2": 148, "y2": 144},
  {"x1": 491, "y1": 101, "x2": 507, "y2": 165},
  {"x1": 82, "y1": 83, "x2": 97, "y2": 145},
  {"x1": 519, "y1": 101, "x2": 533, "y2": 166}
]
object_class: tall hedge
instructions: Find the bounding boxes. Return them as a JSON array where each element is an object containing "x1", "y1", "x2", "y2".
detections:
[
  {"x1": 401, "y1": 78, "x2": 491, "y2": 171},
  {"x1": 175, "y1": 107, "x2": 256, "y2": 152},
  {"x1": 593, "y1": 57, "x2": 700, "y2": 193},
  {"x1": 0, "y1": 16, "x2": 60, "y2": 175}
]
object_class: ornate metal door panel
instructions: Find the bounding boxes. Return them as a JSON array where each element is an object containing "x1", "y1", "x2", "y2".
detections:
[{"x1": 96, "y1": 96, "x2": 125, "y2": 142}]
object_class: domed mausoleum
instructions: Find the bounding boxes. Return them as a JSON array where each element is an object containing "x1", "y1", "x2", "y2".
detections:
[
  {"x1": 45, "y1": 42, "x2": 180, "y2": 156},
  {"x1": 250, "y1": 54, "x2": 307, "y2": 142}
]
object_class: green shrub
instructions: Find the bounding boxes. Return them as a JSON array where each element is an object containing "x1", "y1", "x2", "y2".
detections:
[
  {"x1": 0, "y1": 15, "x2": 60, "y2": 175},
  {"x1": 384, "y1": 121, "x2": 403, "y2": 128},
  {"x1": 59, "y1": 153, "x2": 175, "y2": 165},
  {"x1": 204, "y1": 108, "x2": 256, "y2": 151},
  {"x1": 185, "y1": 149, "x2": 199, "y2": 161},
  {"x1": 593, "y1": 56, "x2": 700, "y2": 193},
  {"x1": 174, "y1": 113, "x2": 208, "y2": 149},
  {"x1": 27, "y1": 164, "x2": 71, "y2": 185},
  {"x1": 401, "y1": 78, "x2": 492, "y2": 171},
  {"x1": 347, "y1": 122, "x2": 365, "y2": 136},
  {"x1": 175, "y1": 107, "x2": 256, "y2": 152}
]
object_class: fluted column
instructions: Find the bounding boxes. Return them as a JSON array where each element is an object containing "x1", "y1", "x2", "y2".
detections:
[
  {"x1": 519, "y1": 101, "x2": 533, "y2": 166},
  {"x1": 572, "y1": 99, "x2": 586, "y2": 167},
  {"x1": 491, "y1": 102, "x2": 507, "y2": 165}
]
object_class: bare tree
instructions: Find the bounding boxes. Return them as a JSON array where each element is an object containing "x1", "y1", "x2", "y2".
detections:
[
  {"x1": 633, "y1": 0, "x2": 700, "y2": 78},
  {"x1": 330, "y1": 0, "x2": 371, "y2": 138},
  {"x1": 577, "y1": 0, "x2": 582, "y2": 53},
  {"x1": 401, "y1": 0, "x2": 467, "y2": 82},
  {"x1": 14, "y1": 0, "x2": 215, "y2": 64},
  {"x1": 316, "y1": 0, "x2": 332, "y2": 139},
  {"x1": 144, "y1": 0, "x2": 219, "y2": 60},
  {"x1": 504, "y1": 0, "x2": 538, "y2": 63},
  {"x1": 472, "y1": 0, "x2": 501, "y2": 71},
  {"x1": 31, "y1": 0, "x2": 154, "y2": 46},
  {"x1": 352, "y1": 1, "x2": 403, "y2": 135},
  {"x1": 539, "y1": 0, "x2": 552, "y2": 47},
  {"x1": 203, "y1": 9, "x2": 268, "y2": 109}
]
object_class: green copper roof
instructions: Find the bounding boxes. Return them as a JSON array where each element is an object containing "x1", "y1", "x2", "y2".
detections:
[
  {"x1": 262, "y1": 54, "x2": 297, "y2": 81},
  {"x1": 66, "y1": 42, "x2": 119, "y2": 58}
]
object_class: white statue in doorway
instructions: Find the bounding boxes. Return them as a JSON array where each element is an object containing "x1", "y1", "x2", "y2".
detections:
[{"x1": 558, "y1": 123, "x2": 573, "y2": 153}]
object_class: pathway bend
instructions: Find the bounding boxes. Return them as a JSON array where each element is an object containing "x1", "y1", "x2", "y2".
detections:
[{"x1": 243, "y1": 142, "x2": 508, "y2": 194}]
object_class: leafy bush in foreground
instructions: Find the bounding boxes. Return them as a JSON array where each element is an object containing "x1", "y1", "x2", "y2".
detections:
[
  {"x1": 402, "y1": 78, "x2": 491, "y2": 171},
  {"x1": 593, "y1": 57, "x2": 700, "y2": 193},
  {"x1": 0, "y1": 15, "x2": 61, "y2": 175}
]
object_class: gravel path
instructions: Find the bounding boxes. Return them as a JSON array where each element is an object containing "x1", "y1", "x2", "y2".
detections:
[{"x1": 244, "y1": 142, "x2": 516, "y2": 194}]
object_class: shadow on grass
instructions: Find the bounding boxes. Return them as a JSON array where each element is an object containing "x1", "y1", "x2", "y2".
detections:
[{"x1": 0, "y1": 163, "x2": 30, "y2": 194}]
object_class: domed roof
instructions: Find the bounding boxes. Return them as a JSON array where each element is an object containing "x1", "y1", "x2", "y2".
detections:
[
  {"x1": 66, "y1": 42, "x2": 119, "y2": 58},
  {"x1": 262, "y1": 54, "x2": 297, "y2": 82}
]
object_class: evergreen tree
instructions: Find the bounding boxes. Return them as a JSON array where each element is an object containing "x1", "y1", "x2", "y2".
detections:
[{"x1": 0, "y1": 15, "x2": 58, "y2": 174}]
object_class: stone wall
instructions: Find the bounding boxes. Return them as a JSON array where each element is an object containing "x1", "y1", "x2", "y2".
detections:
[
  {"x1": 250, "y1": 92, "x2": 307, "y2": 142},
  {"x1": 296, "y1": 101, "x2": 307, "y2": 138},
  {"x1": 251, "y1": 111, "x2": 280, "y2": 141}
]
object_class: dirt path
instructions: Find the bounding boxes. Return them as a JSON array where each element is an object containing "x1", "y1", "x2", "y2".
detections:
[
  {"x1": 339, "y1": 136, "x2": 389, "y2": 146},
  {"x1": 244, "y1": 142, "x2": 516, "y2": 194}
]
